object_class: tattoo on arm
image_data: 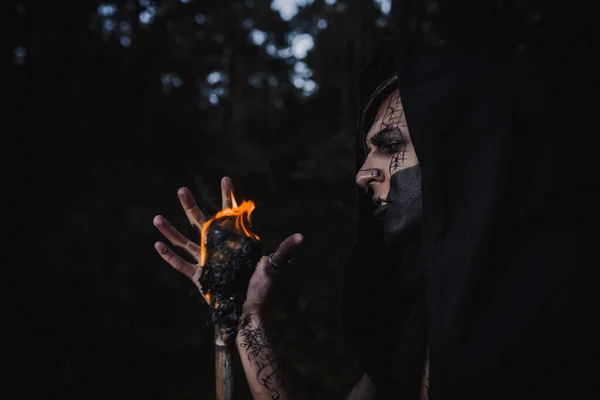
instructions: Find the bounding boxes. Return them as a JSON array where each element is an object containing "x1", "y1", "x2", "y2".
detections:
[
  {"x1": 238, "y1": 315, "x2": 302, "y2": 399},
  {"x1": 420, "y1": 349, "x2": 430, "y2": 400}
]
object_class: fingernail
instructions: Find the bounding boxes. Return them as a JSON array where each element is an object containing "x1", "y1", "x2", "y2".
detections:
[
  {"x1": 156, "y1": 242, "x2": 167, "y2": 254},
  {"x1": 221, "y1": 176, "x2": 230, "y2": 191}
]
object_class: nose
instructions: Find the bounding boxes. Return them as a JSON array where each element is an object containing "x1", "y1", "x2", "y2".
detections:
[{"x1": 356, "y1": 168, "x2": 384, "y2": 188}]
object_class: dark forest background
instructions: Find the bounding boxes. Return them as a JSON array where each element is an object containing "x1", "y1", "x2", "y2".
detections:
[{"x1": 10, "y1": 0, "x2": 596, "y2": 398}]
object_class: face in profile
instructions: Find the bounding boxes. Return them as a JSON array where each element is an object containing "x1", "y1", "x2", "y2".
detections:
[{"x1": 355, "y1": 89, "x2": 423, "y2": 243}]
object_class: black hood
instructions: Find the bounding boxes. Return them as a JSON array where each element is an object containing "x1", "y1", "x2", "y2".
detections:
[{"x1": 343, "y1": 37, "x2": 596, "y2": 399}]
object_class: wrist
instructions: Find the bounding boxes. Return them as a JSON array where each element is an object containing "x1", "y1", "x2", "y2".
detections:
[
  {"x1": 238, "y1": 309, "x2": 262, "y2": 332},
  {"x1": 241, "y1": 303, "x2": 263, "y2": 318}
]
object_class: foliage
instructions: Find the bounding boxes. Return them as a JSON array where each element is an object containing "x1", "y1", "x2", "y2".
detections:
[
  {"x1": 15, "y1": 0, "x2": 569, "y2": 397},
  {"x1": 16, "y1": 0, "x2": 391, "y2": 398}
]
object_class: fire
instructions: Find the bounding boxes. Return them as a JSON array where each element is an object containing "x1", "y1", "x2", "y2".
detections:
[{"x1": 199, "y1": 192, "x2": 260, "y2": 268}]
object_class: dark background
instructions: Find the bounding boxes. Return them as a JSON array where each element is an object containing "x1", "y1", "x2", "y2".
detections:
[{"x1": 11, "y1": 0, "x2": 595, "y2": 398}]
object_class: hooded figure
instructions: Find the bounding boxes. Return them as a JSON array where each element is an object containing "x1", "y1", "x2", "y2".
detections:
[{"x1": 343, "y1": 37, "x2": 596, "y2": 400}]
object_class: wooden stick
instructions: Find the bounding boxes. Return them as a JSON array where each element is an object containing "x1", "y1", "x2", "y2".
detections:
[{"x1": 215, "y1": 326, "x2": 234, "y2": 400}]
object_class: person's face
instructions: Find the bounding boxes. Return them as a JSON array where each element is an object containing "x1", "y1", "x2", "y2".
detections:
[
  {"x1": 355, "y1": 89, "x2": 423, "y2": 243},
  {"x1": 356, "y1": 89, "x2": 419, "y2": 204}
]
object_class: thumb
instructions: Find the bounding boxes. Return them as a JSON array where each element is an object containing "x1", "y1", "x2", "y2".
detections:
[{"x1": 270, "y1": 233, "x2": 303, "y2": 268}]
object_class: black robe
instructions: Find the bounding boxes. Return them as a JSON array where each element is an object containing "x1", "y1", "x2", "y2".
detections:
[{"x1": 343, "y1": 37, "x2": 598, "y2": 400}]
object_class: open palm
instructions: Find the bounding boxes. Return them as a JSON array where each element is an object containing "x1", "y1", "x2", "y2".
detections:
[{"x1": 153, "y1": 176, "x2": 303, "y2": 314}]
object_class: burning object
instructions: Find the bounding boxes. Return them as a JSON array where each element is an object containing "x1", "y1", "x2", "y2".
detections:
[
  {"x1": 199, "y1": 193, "x2": 262, "y2": 340},
  {"x1": 198, "y1": 192, "x2": 262, "y2": 400}
]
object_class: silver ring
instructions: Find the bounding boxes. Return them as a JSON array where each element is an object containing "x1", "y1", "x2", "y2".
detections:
[{"x1": 268, "y1": 253, "x2": 290, "y2": 270}]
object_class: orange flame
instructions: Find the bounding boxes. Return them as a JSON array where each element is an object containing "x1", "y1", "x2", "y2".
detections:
[{"x1": 200, "y1": 192, "x2": 260, "y2": 268}]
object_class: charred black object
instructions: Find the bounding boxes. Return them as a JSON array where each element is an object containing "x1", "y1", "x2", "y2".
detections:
[{"x1": 199, "y1": 216, "x2": 262, "y2": 339}]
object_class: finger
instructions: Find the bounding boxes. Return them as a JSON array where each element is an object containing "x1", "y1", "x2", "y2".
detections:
[
  {"x1": 178, "y1": 187, "x2": 206, "y2": 231},
  {"x1": 221, "y1": 176, "x2": 234, "y2": 210},
  {"x1": 271, "y1": 233, "x2": 304, "y2": 268},
  {"x1": 154, "y1": 241, "x2": 198, "y2": 279},
  {"x1": 153, "y1": 215, "x2": 201, "y2": 262}
]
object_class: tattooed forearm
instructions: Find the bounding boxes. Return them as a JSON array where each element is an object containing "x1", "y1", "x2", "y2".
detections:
[
  {"x1": 420, "y1": 348, "x2": 430, "y2": 400},
  {"x1": 237, "y1": 314, "x2": 305, "y2": 400},
  {"x1": 239, "y1": 316, "x2": 284, "y2": 398}
]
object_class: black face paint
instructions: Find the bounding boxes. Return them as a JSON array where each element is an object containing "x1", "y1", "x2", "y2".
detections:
[{"x1": 383, "y1": 165, "x2": 423, "y2": 244}]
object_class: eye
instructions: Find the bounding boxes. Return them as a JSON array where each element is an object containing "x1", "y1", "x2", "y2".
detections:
[
  {"x1": 380, "y1": 141, "x2": 404, "y2": 154},
  {"x1": 368, "y1": 128, "x2": 408, "y2": 155}
]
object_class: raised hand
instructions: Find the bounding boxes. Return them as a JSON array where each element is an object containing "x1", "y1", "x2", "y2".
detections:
[{"x1": 153, "y1": 177, "x2": 303, "y2": 313}]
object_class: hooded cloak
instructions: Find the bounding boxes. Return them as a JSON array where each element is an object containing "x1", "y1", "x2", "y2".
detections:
[{"x1": 342, "y1": 37, "x2": 597, "y2": 399}]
